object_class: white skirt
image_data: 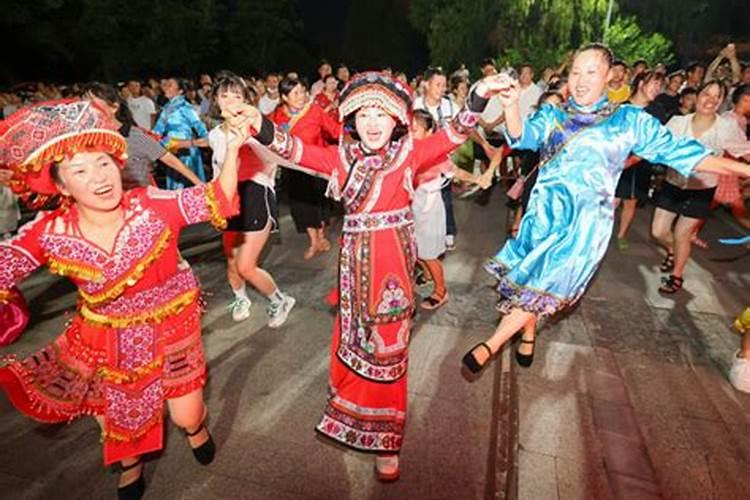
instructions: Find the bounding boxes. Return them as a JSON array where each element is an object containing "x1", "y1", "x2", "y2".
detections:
[{"x1": 412, "y1": 185, "x2": 446, "y2": 260}]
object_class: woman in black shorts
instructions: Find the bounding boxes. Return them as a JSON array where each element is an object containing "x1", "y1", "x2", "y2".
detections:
[
  {"x1": 651, "y1": 80, "x2": 750, "y2": 293},
  {"x1": 614, "y1": 71, "x2": 665, "y2": 250},
  {"x1": 209, "y1": 73, "x2": 296, "y2": 327}
]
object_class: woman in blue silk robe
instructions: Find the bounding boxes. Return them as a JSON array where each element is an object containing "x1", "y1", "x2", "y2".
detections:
[
  {"x1": 154, "y1": 78, "x2": 208, "y2": 190},
  {"x1": 464, "y1": 43, "x2": 750, "y2": 373}
]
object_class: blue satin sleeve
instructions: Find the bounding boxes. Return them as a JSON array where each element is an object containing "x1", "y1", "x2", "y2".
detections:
[
  {"x1": 182, "y1": 106, "x2": 208, "y2": 138},
  {"x1": 504, "y1": 104, "x2": 561, "y2": 151},
  {"x1": 631, "y1": 110, "x2": 712, "y2": 178}
]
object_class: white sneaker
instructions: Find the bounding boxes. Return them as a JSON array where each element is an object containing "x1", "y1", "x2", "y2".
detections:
[
  {"x1": 267, "y1": 294, "x2": 296, "y2": 328},
  {"x1": 229, "y1": 296, "x2": 252, "y2": 322},
  {"x1": 445, "y1": 234, "x2": 456, "y2": 251},
  {"x1": 729, "y1": 352, "x2": 750, "y2": 393}
]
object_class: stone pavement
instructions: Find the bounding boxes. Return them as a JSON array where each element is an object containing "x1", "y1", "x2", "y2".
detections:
[
  {"x1": 515, "y1": 207, "x2": 750, "y2": 500},
  {"x1": 0, "y1": 191, "x2": 511, "y2": 500},
  {"x1": 2, "y1": 188, "x2": 749, "y2": 499}
]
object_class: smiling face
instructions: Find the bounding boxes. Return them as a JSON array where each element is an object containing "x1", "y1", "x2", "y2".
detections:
[
  {"x1": 568, "y1": 50, "x2": 611, "y2": 107},
  {"x1": 282, "y1": 83, "x2": 307, "y2": 111},
  {"x1": 640, "y1": 77, "x2": 663, "y2": 103},
  {"x1": 355, "y1": 106, "x2": 397, "y2": 151},
  {"x1": 695, "y1": 83, "x2": 725, "y2": 116},
  {"x1": 215, "y1": 86, "x2": 247, "y2": 113},
  {"x1": 426, "y1": 75, "x2": 447, "y2": 103},
  {"x1": 324, "y1": 76, "x2": 338, "y2": 94},
  {"x1": 56, "y1": 152, "x2": 123, "y2": 212},
  {"x1": 162, "y1": 79, "x2": 181, "y2": 99}
]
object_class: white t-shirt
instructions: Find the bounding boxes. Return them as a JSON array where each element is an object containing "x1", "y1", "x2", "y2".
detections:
[
  {"x1": 413, "y1": 96, "x2": 457, "y2": 129},
  {"x1": 479, "y1": 95, "x2": 504, "y2": 136},
  {"x1": 518, "y1": 83, "x2": 544, "y2": 120},
  {"x1": 666, "y1": 113, "x2": 750, "y2": 189},
  {"x1": 258, "y1": 94, "x2": 280, "y2": 115},
  {"x1": 127, "y1": 96, "x2": 156, "y2": 130}
]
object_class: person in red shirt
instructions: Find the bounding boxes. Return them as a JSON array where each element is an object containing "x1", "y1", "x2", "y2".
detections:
[{"x1": 269, "y1": 76, "x2": 341, "y2": 259}]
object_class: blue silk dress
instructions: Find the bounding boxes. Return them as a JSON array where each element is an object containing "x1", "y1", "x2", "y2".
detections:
[
  {"x1": 485, "y1": 96, "x2": 712, "y2": 316},
  {"x1": 153, "y1": 95, "x2": 208, "y2": 190}
]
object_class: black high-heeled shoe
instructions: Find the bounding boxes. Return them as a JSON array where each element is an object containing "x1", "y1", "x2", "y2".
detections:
[
  {"x1": 516, "y1": 338, "x2": 536, "y2": 368},
  {"x1": 117, "y1": 458, "x2": 145, "y2": 500},
  {"x1": 462, "y1": 342, "x2": 494, "y2": 374},
  {"x1": 186, "y1": 422, "x2": 216, "y2": 465}
]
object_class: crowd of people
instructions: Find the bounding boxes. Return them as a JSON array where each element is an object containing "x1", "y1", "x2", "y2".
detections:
[{"x1": 1, "y1": 43, "x2": 750, "y2": 499}]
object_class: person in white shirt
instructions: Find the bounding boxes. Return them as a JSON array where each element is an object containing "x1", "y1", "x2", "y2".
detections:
[
  {"x1": 258, "y1": 73, "x2": 281, "y2": 115},
  {"x1": 413, "y1": 66, "x2": 460, "y2": 249},
  {"x1": 517, "y1": 65, "x2": 544, "y2": 120},
  {"x1": 651, "y1": 80, "x2": 750, "y2": 294},
  {"x1": 126, "y1": 80, "x2": 156, "y2": 129}
]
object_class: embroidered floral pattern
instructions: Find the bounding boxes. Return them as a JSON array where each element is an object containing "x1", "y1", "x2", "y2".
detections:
[
  {"x1": 105, "y1": 378, "x2": 162, "y2": 435},
  {"x1": 342, "y1": 208, "x2": 413, "y2": 233},
  {"x1": 484, "y1": 258, "x2": 570, "y2": 317},
  {"x1": 317, "y1": 407, "x2": 404, "y2": 452},
  {"x1": 375, "y1": 276, "x2": 409, "y2": 316},
  {"x1": 0, "y1": 243, "x2": 41, "y2": 299}
]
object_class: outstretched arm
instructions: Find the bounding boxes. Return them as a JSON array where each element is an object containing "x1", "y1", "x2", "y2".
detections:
[{"x1": 694, "y1": 156, "x2": 750, "y2": 177}]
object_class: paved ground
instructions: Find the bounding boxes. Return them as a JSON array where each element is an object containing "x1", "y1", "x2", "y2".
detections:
[
  {"x1": 0, "y1": 190, "x2": 509, "y2": 500},
  {"x1": 515, "y1": 205, "x2": 750, "y2": 500},
  {"x1": 1, "y1": 187, "x2": 749, "y2": 499}
]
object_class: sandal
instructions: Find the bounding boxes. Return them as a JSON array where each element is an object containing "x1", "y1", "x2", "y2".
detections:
[
  {"x1": 516, "y1": 337, "x2": 536, "y2": 368},
  {"x1": 462, "y1": 342, "x2": 494, "y2": 374},
  {"x1": 185, "y1": 421, "x2": 216, "y2": 465},
  {"x1": 659, "y1": 275, "x2": 684, "y2": 294},
  {"x1": 421, "y1": 293, "x2": 448, "y2": 310},
  {"x1": 659, "y1": 252, "x2": 675, "y2": 273},
  {"x1": 117, "y1": 458, "x2": 145, "y2": 500}
]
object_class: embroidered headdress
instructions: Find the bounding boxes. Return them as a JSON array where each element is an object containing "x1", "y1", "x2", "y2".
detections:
[
  {"x1": 0, "y1": 99, "x2": 127, "y2": 207},
  {"x1": 338, "y1": 72, "x2": 414, "y2": 125}
]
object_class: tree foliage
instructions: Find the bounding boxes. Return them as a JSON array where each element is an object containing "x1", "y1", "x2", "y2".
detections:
[
  {"x1": 409, "y1": 0, "x2": 677, "y2": 73},
  {"x1": 605, "y1": 16, "x2": 675, "y2": 66}
]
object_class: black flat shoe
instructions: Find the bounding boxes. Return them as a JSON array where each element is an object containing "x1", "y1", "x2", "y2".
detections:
[
  {"x1": 186, "y1": 422, "x2": 216, "y2": 465},
  {"x1": 117, "y1": 459, "x2": 145, "y2": 500},
  {"x1": 515, "y1": 338, "x2": 535, "y2": 368},
  {"x1": 462, "y1": 342, "x2": 494, "y2": 374}
]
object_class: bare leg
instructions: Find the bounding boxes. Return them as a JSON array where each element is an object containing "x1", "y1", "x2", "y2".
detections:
[
  {"x1": 517, "y1": 314, "x2": 537, "y2": 356},
  {"x1": 651, "y1": 207, "x2": 678, "y2": 252},
  {"x1": 222, "y1": 232, "x2": 245, "y2": 291},
  {"x1": 471, "y1": 308, "x2": 536, "y2": 365},
  {"x1": 672, "y1": 215, "x2": 702, "y2": 278},
  {"x1": 168, "y1": 389, "x2": 209, "y2": 448},
  {"x1": 617, "y1": 199, "x2": 638, "y2": 240},
  {"x1": 235, "y1": 225, "x2": 276, "y2": 296},
  {"x1": 304, "y1": 227, "x2": 319, "y2": 260}
]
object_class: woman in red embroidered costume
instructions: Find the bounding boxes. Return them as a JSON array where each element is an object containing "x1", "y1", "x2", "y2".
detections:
[
  {"x1": 0, "y1": 99, "x2": 244, "y2": 499},
  {"x1": 226, "y1": 71, "x2": 506, "y2": 480},
  {"x1": 269, "y1": 76, "x2": 341, "y2": 260}
]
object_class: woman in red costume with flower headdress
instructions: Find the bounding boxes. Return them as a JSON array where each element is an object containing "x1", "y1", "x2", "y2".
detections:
[
  {"x1": 0, "y1": 99, "x2": 246, "y2": 499},
  {"x1": 225, "y1": 71, "x2": 506, "y2": 480},
  {"x1": 269, "y1": 75, "x2": 341, "y2": 260}
]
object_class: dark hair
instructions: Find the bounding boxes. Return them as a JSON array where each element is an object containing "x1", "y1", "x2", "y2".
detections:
[
  {"x1": 631, "y1": 70, "x2": 665, "y2": 96},
  {"x1": 731, "y1": 83, "x2": 750, "y2": 106},
  {"x1": 343, "y1": 114, "x2": 408, "y2": 143},
  {"x1": 50, "y1": 162, "x2": 62, "y2": 185},
  {"x1": 612, "y1": 59, "x2": 628, "y2": 69},
  {"x1": 537, "y1": 91, "x2": 563, "y2": 108},
  {"x1": 633, "y1": 59, "x2": 648, "y2": 67},
  {"x1": 679, "y1": 86, "x2": 697, "y2": 99},
  {"x1": 323, "y1": 74, "x2": 338, "y2": 84},
  {"x1": 449, "y1": 74, "x2": 468, "y2": 93},
  {"x1": 318, "y1": 59, "x2": 331, "y2": 70},
  {"x1": 686, "y1": 63, "x2": 705, "y2": 75},
  {"x1": 423, "y1": 66, "x2": 445, "y2": 81},
  {"x1": 519, "y1": 63, "x2": 533, "y2": 71},
  {"x1": 481, "y1": 58, "x2": 496, "y2": 69},
  {"x1": 82, "y1": 81, "x2": 135, "y2": 130},
  {"x1": 210, "y1": 71, "x2": 256, "y2": 118},
  {"x1": 412, "y1": 109, "x2": 436, "y2": 133},
  {"x1": 697, "y1": 79, "x2": 727, "y2": 101},
  {"x1": 576, "y1": 43, "x2": 615, "y2": 68},
  {"x1": 279, "y1": 76, "x2": 306, "y2": 97}
]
